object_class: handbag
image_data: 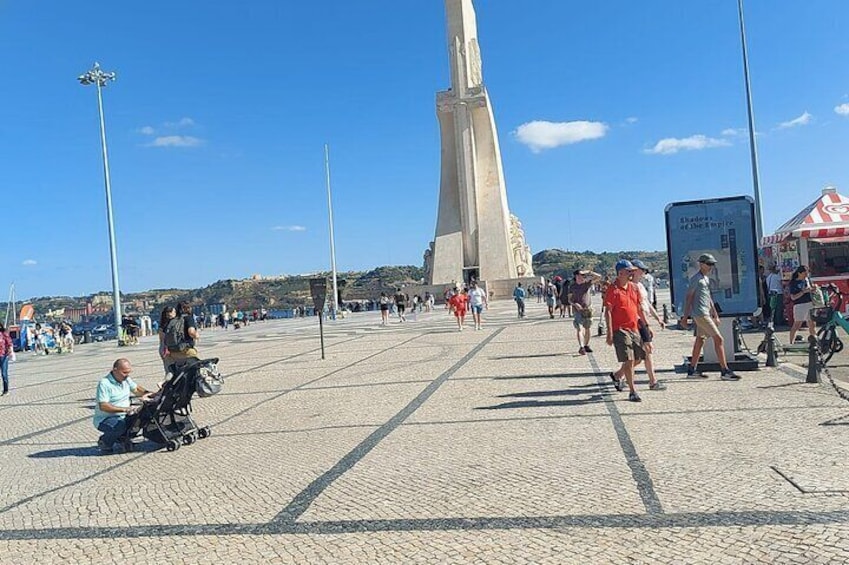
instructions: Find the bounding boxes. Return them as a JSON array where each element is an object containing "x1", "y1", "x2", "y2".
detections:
[
  {"x1": 638, "y1": 319, "x2": 652, "y2": 343},
  {"x1": 195, "y1": 362, "x2": 224, "y2": 397}
]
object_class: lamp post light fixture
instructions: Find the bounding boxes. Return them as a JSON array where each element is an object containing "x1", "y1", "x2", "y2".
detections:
[{"x1": 79, "y1": 62, "x2": 123, "y2": 340}]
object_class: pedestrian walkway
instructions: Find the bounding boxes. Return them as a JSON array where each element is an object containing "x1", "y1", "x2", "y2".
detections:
[{"x1": 0, "y1": 292, "x2": 847, "y2": 563}]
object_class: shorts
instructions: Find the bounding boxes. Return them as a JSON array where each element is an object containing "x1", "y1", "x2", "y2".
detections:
[
  {"x1": 471, "y1": 304, "x2": 483, "y2": 314},
  {"x1": 397, "y1": 305, "x2": 406, "y2": 314},
  {"x1": 546, "y1": 296, "x2": 556, "y2": 307},
  {"x1": 694, "y1": 316, "x2": 721, "y2": 339},
  {"x1": 793, "y1": 302, "x2": 812, "y2": 324},
  {"x1": 573, "y1": 308, "x2": 593, "y2": 329},
  {"x1": 454, "y1": 309, "x2": 467, "y2": 318},
  {"x1": 380, "y1": 305, "x2": 389, "y2": 312},
  {"x1": 613, "y1": 329, "x2": 645, "y2": 363}
]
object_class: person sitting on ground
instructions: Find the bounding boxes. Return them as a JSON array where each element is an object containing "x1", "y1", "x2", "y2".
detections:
[{"x1": 94, "y1": 358, "x2": 152, "y2": 453}]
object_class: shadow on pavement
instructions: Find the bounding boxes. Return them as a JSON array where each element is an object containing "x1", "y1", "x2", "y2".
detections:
[
  {"x1": 28, "y1": 442, "x2": 161, "y2": 458},
  {"x1": 475, "y1": 395, "x2": 605, "y2": 410}
]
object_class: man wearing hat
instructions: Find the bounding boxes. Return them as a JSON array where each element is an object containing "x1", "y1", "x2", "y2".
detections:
[
  {"x1": 604, "y1": 259, "x2": 652, "y2": 402},
  {"x1": 571, "y1": 269, "x2": 602, "y2": 355},
  {"x1": 681, "y1": 253, "x2": 740, "y2": 380}
]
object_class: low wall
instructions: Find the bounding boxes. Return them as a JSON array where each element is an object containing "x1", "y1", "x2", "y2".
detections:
[{"x1": 399, "y1": 277, "x2": 540, "y2": 304}]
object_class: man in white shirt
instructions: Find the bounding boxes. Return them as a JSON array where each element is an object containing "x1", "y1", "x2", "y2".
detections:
[{"x1": 468, "y1": 281, "x2": 488, "y2": 330}]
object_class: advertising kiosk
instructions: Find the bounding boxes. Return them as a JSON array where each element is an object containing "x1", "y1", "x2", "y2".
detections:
[
  {"x1": 761, "y1": 187, "x2": 849, "y2": 323},
  {"x1": 666, "y1": 196, "x2": 760, "y2": 369}
]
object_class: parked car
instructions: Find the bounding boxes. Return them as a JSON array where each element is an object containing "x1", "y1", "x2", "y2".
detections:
[{"x1": 91, "y1": 324, "x2": 118, "y2": 342}]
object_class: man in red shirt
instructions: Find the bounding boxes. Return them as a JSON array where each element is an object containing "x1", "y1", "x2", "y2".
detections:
[{"x1": 604, "y1": 260, "x2": 652, "y2": 402}]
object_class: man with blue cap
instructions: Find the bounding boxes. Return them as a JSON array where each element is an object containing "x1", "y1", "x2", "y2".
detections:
[{"x1": 604, "y1": 259, "x2": 653, "y2": 402}]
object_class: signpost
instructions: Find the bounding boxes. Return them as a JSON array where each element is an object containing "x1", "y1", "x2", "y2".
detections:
[{"x1": 310, "y1": 278, "x2": 328, "y2": 360}]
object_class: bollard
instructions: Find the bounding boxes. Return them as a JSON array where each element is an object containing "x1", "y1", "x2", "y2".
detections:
[
  {"x1": 765, "y1": 326, "x2": 778, "y2": 367},
  {"x1": 662, "y1": 304, "x2": 669, "y2": 325},
  {"x1": 806, "y1": 335, "x2": 820, "y2": 383}
]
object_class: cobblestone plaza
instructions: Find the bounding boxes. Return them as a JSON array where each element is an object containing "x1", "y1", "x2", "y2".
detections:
[{"x1": 1, "y1": 291, "x2": 848, "y2": 563}]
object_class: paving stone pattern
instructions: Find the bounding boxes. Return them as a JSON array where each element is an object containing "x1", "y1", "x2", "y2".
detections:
[{"x1": 0, "y1": 290, "x2": 848, "y2": 563}]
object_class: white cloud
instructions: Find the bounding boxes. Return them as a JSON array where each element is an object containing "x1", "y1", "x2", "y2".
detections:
[
  {"x1": 644, "y1": 134, "x2": 731, "y2": 155},
  {"x1": 721, "y1": 128, "x2": 745, "y2": 137},
  {"x1": 138, "y1": 126, "x2": 155, "y2": 135},
  {"x1": 513, "y1": 120, "x2": 608, "y2": 152},
  {"x1": 778, "y1": 111, "x2": 812, "y2": 129},
  {"x1": 625, "y1": 117, "x2": 639, "y2": 125},
  {"x1": 22, "y1": 259, "x2": 37, "y2": 266},
  {"x1": 145, "y1": 135, "x2": 203, "y2": 148},
  {"x1": 835, "y1": 103, "x2": 849, "y2": 116},
  {"x1": 165, "y1": 117, "x2": 195, "y2": 128},
  {"x1": 272, "y1": 225, "x2": 307, "y2": 232}
]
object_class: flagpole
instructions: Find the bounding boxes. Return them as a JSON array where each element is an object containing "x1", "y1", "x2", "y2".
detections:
[{"x1": 325, "y1": 144, "x2": 340, "y2": 320}]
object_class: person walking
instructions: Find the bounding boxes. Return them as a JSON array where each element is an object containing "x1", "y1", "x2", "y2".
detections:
[
  {"x1": 393, "y1": 289, "x2": 407, "y2": 322},
  {"x1": 468, "y1": 281, "x2": 488, "y2": 330},
  {"x1": 378, "y1": 292, "x2": 390, "y2": 325},
  {"x1": 448, "y1": 288, "x2": 469, "y2": 331},
  {"x1": 627, "y1": 260, "x2": 666, "y2": 390},
  {"x1": 570, "y1": 269, "x2": 601, "y2": 355},
  {"x1": 544, "y1": 279, "x2": 557, "y2": 319},
  {"x1": 765, "y1": 265, "x2": 784, "y2": 326},
  {"x1": 0, "y1": 323, "x2": 14, "y2": 396},
  {"x1": 788, "y1": 265, "x2": 816, "y2": 344},
  {"x1": 604, "y1": 260, "x2": 651, "y2": 402},
  {"x1": 681, "y1": 253, "x2": 741, "y2": 380},
  {"x1": 513, "y1": 282, "x2": 527, "y2": 319}
]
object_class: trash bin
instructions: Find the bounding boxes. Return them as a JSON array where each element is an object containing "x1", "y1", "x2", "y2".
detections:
[{"x1": 83, "y1": 331, "x2": 92, "y2": 344}]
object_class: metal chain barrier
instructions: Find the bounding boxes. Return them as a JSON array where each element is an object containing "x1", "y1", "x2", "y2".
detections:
[{"x1": 817, "y1": 348, "x2": 849, "y2": 403}]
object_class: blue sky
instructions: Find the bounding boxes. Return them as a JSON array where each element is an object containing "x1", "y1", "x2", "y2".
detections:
[{"x1": 2, "y1": 1, "x2": 848, "y2": 299}]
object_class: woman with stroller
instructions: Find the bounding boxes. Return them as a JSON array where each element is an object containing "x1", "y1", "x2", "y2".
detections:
[{"x1": 159, "y1": 303, "x2": 200, "y2": 375}]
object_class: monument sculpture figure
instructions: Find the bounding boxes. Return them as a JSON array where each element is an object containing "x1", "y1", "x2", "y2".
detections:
[{"x1": 426, "y1": 0, "x2": 533, "y2": 285}]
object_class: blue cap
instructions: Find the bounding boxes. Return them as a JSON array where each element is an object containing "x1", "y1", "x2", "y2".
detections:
[
  {"x1": 615, "y1": 259, "x2": 636, "y2": 272},
  {"x1": 631, "y1": 259, "x2": 649, "y2": 271}
]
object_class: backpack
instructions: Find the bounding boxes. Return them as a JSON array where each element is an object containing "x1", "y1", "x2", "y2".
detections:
[
  {"x1": 164, "y1": 316, "x2": 189, "y2": 352},
  {"x1": 195, "y1": 361, "x2": 224, "y2": 397}
]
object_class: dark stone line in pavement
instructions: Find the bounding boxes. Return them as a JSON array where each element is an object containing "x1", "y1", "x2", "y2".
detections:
[
  {"x1": 587, "y1": 352, "x2": 664, "y2": 515},
  {"x1": 272, "y1": 328, "x2": 505, "y2": 524},
  {"x1": 3, "y1": 509, "x2": 849, "y2": 541}
]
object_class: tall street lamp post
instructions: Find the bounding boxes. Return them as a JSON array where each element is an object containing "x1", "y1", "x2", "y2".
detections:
[
  {"x1": 737, "y1": 0, "x2": 765, "y2": 243},
  {"x1": 79, "y1": 62, "x2": 123, "y2": 339}
]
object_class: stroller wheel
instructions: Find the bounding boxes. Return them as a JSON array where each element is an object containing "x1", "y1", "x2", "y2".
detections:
[
  {"x1": 198, "y1": 426, "x2": 211, "y2": 439},
  {"x1": 166, "y1": 439, "x2": 180, "y2": 452},
  {"x1": 183, "y1": 434, "x2": 196, "y2": 446}
]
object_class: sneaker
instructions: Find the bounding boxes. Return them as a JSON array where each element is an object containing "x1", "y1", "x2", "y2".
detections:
[
  {"x1": 629, "y1": 392, "x2": 642, "y2": 402},
  {"x1": 613, "y1": 377, "x2": 624, "y2": 392},
  {"x1": 584, "y1": 345, "x2": 593, "y2": 353},
  {"x1": 609, "y1": 371, "x2": 618, "y2": 383},
  {"x1": 686, "y1": 368, "x2": 708, "y2": 379},
  {"x1": 649, "y1": 381, "x2": 666, "y2": 391},
  {"x1": 97, "y1": 438, "x2": 113, "y2": 454},
  {"x1": 721, "y1": 370, "x2": 742, "y2": 381},
  {"x1": 579, "y1": 347, "x2": 586, "y2": 355}
]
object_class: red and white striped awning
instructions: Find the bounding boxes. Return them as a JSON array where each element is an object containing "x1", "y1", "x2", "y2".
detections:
[{"x1": 761, "y1": 188, "x2": 849, "y2": 246}]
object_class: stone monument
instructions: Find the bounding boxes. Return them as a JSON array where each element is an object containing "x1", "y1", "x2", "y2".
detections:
[{"x1": 426, "y1": 0, "x2": 533, "y2": 285}]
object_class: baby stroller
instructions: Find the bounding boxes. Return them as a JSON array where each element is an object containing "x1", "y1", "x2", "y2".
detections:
[{"x1": 122, "y1": 357, "x2": 223, "y2": 453}]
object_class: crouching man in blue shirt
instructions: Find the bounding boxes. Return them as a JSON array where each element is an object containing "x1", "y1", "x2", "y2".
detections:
[{"x1": 94, "y1": 358, "x2": 152, "y2": 453}]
